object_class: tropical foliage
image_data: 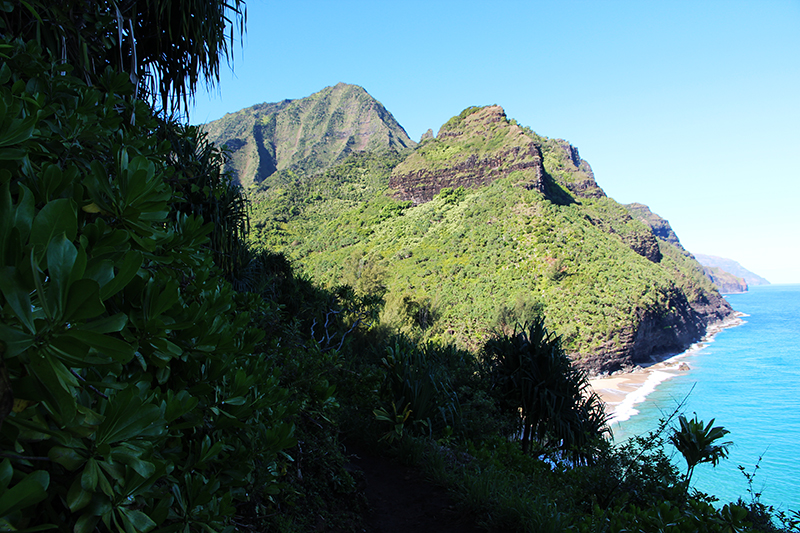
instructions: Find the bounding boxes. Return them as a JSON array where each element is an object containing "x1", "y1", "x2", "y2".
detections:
[
  {"x1": 1, "y1": 2, "x2": 794, "y2": 531},
  {"x1": 484, "y1": 319, "x2": 608, "y2": 460},
  {"x1": 0, "y1": 37, "x2": 299, "y2": 531},
  {"x1": 0, "y1": 0, "x2": 246, "y2": 114},
  {"x1": 670, "y1": 414, "x2": 733, "y2": 485}
]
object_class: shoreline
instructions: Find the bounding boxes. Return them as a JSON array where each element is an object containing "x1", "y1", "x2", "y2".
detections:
[{"x1": 589, "y1": 312, "x2": 746, "y2": 423}]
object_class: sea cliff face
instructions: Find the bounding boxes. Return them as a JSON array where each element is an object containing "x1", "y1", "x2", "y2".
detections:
[
  {"x1": 702, "y1": 266, "x2": 749, "y2": 294},
  {"x1": 583, "y1": 284, "x2": 733, "y2": 372}
]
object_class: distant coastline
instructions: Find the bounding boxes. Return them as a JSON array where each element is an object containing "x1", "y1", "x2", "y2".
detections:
[{"x1": 589, "y1": 312, "x2": 746, "y2": 423}]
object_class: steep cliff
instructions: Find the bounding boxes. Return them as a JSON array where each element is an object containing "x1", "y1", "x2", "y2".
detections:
[
  {"x1": 702, "y1": 266, "x2": 749, "y2": 294},
  {"x1": 203, "y1": 83, "x2": 415, "y2": 188},
  {"x1": 625, "y1": 202, "x2": 684, "y2": 249},
  {"x1": 389, "y1": 106, "x2": 551, "y2": 204}
]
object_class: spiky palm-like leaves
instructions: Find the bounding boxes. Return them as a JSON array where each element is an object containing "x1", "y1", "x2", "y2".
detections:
[
  {"x1": 484, "y1": 319, "x2": 608, "y2": 462},
  {"x1": 157, "y1": 120, "x2": 252, "y2": 283},
  {"x1": 376, "y1": 337, "x2": 461, "y2": 440},
  {"x1": 670, "y1": 414, "x2": 732, "y2": 486},
  {"x1": 1, "y1": 0, "x2": 245, "y2": 114}
]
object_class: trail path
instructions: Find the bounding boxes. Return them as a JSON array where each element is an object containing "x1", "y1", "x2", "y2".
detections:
[{"x1": 351, "y1": 450, "x2": 485, "y2": 533}]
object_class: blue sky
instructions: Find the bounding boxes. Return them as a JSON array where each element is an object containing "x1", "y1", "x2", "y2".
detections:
[{"x1": 191, "y1": 0, "x2": 800, "y2": 284}]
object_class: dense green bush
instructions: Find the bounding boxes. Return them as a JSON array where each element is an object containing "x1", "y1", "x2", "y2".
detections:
[{"x1": 0, "y1": 39, "x2": 297, "y2": 532}]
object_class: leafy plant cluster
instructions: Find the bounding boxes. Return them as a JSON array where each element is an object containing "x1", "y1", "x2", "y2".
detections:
[
  {"x1": 0, "y1": 37, "x2": 312, "y2": 531},
  {"x1": 0, "y1": 33, "x2": 378, "y2": 532}
]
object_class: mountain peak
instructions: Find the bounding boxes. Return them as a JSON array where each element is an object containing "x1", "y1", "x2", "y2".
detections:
[{"x1": 202, "y1": 84, "x2": 415, "y2": 187}]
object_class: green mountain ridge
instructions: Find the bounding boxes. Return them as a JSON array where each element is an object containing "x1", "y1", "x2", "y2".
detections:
[
  {"x1": 202, "y1": 83, "x2": 415, "y2": 188},
  {"x1": 389, "y1": 105, "x2": 605, "y2": 206},
  {"x1": 206, "y1": 87, "x2": 734, "y2": 373}
]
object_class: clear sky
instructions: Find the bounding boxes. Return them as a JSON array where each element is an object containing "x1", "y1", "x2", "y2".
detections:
[{"x1": 191, "y1": 0, "x2": 800, "y2": 284}]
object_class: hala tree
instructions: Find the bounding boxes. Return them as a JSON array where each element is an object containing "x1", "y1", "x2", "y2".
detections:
[
  {"x1": 484, "y1": 319, "x2": 608, "y2": 462},
  {"x1": 0, "y1": 0, "x2": 246, "y2": 114}
]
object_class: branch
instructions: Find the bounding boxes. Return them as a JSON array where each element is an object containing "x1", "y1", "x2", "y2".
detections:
[
  {"x1": 70, "y1": 369, "x2": 109, "y2": 399},
  {"x1": 0, "y1": 452, "x2": 50, "y2": 462}
]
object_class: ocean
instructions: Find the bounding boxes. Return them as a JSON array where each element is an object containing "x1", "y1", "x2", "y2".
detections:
[{"x1": 608, "y1": 284, "x2": 800, "y2": 512}]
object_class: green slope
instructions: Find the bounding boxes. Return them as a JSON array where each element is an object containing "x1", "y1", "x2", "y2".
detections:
[{"x1": 232, "y1": 99, "x2": 731, "y2": 372}]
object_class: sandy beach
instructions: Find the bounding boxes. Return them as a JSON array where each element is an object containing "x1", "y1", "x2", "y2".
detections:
[
  {"x1": 588, "y1": 313, "x2": 746, "y2": 422},
  {"x1": 588, "y1": 358, "x2": 690, "y2": 422}
]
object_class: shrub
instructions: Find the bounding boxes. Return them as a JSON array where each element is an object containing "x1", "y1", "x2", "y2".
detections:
[{"x1": 0, "y1": 39, "x2": 296, "y2": 531}]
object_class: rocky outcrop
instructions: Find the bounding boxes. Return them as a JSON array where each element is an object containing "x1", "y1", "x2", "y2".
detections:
[
  {"x1": 625, "y1": 203, "x2": 684, "y2": 249},
  {"x1": 702, "y1": 266, "x2": 749, "y2": 294},
  {"x1": 389, "y1": 106, "x2": 548, "y2": 204},
  {"x1": 202, "y1": 83, "x2": 415, "y2": 188},
  {"x1": 547, "y1": 140, "x2": 606, "y2": 199}
]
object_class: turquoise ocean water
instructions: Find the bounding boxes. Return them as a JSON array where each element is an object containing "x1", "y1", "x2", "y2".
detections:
[{"x1": 608, "y1": 284, "x2": 800, "y2": 512}]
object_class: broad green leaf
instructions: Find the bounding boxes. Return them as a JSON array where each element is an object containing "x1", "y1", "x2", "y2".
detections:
[
  {"x1": 163, "y1": 390, "x2": 198, "y2": 423},
  {"x1": 30, "y1": 198, "x2": 77, "y2": 253},
  {"x1": 144, "y1": 278, "x2": 179, "y2": 320},
  {"x1": 81, "y1": 313, "x2": 128, "y2": 334},
  {"x1": 222, "y1": 396, "x2": 246, "y2": 406},
  {"x1": 150, "y1": 338, "x2": 182, "y2": 360},
  {"x1": 97, "y1": 459, "x2": 124, "y2": 487},
  {"x1": 95, "y1": 389, "x2": 164, "y2": 445},
  {"x1": 81, "y1": 458, "x2": 99, "y2": 491},
  {"x1": 67, "y1": 476, "x2": 92, "y2": 512},
  {"x1": 0, "y1": 323, "x2": 34, "y2": 358},
  {"x1": 27, "y1": 349, "x2": 78, "y2": 425},
  {"x1": 64, "y1": 278, "x2": 105, "y2": 321},
  {"x1": 118, "y1": 507, "x2": 157, "y2": 533},
  {"x1": 84, "y1": 258, "x2": 114, "y2": 289},
  {"x1": 99, "y1": 251, "x2": 142, "y2": 300},
  {"x1": 12, "y1": 183, "x2": 34, "y2": 243},
  {"x1": 0, "y1": 115, "x2": 35, "y2": 147},
  {"x1": 0, "y1": 459, "x2": 11, "y2": 492},
  {"x1": 110, "y1": 447, "x2": 156, "y2": 478},
  {"x1": 0, "y1": 266, "x2": 35, "y2": 334},
  {"x1": 45, "y1": 233, "x2": 77, "y2": 318},
  {"x1": 73, "y1": 514, "x2": 101, "y2": 533},
  {"x1": 0, "y1": 470, "x2": 49, "y2": 517},
  {"x1": 0, "y1": 147, "x2": 27, "y2": 160},
  {"x1": 48, "y1": 445, "x2": 86, "y2": 471},
  {"x1": 65, "y1": 330, "x2": 134, "y2": 363}
]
